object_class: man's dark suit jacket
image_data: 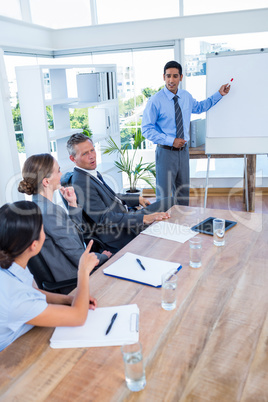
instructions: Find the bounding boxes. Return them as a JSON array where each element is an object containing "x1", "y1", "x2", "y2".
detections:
[
  {"x1": 71, "y1": 167, "x2": 174, "y2": 252},
  {"x1": 72, "y1": 167, "x2": 146, "y2": 252}
]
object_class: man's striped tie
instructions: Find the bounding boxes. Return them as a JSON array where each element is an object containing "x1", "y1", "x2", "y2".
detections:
[
  {"x1": 97, "y1": 171, "x2": 116, "y2": 195},
  {"x1": 173, "y1": 95, "x2": 184, "y2": 139},
  {"x1": 97, "y1": 171, "x2": 127, "y2": 207}
]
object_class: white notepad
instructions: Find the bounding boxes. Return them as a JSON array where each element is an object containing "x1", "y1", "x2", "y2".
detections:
[
  {"x1": 141, "y1": 221, "x2": 197, "y2": 243},
  {"x1": 50, "y1": 304, "x2": 139, "y2": 349},
  {"x1": 103, "y1": 252, "x2": 182, "y2": 287}
]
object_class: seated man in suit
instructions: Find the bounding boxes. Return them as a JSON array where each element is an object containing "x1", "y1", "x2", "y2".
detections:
[{"x1": 65, "y1": 133, "x2": 175, "y2": 253}]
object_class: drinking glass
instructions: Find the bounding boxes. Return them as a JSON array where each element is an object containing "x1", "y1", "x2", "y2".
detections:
[
  {"x1": 189, "y1": 236, "x2": 202, "y2": 268},
  {"x1": 213, "y1": 218, "x2": 225, "y2": 246},
  {"x1": 121, "y1": 342, "x2": 146, "y2": 392},
  {"x1": 161, "y1": 270, "x2": 178, "y2": 311}
]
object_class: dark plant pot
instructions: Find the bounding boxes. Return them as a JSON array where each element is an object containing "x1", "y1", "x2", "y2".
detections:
[{"x1": 126, "y1": 188, "x2": 141, "y2": 194}]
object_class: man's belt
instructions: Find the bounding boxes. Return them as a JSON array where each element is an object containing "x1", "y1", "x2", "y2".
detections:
[{"x1": 157, "y1": 144, "x2": 186, "y2": 151}]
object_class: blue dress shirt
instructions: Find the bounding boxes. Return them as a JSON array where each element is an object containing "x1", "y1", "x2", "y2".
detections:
[
  {"x1": 0, "y1": 262, "x2": 47, "y2": 351},
  {"x1": 142, "y1": 85, "x2": 222, "y2": 145}
]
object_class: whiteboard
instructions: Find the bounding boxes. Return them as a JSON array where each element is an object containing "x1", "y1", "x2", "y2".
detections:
[{"x1": 205, "y1": 49, "x2": 268, "y2": 154}]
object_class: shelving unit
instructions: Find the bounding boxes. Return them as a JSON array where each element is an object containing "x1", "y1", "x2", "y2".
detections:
[{"x1": 15, "y1": 64, "x2": 122, "y2": 190}]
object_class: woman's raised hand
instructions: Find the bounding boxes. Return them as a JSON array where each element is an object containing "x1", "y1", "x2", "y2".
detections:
[
  {"x1": 59, "y1": 186, "x2": 77, "y2": 207},
  {"x1": 78, "y1": 240, "x2": 99, "y2": 275}
]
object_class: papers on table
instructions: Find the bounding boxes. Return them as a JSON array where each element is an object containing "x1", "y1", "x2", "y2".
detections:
[
  {"x1": 141, "y1": 221, "x2": 197, "y2": 243},
  {"x1": 103, "y1": 252, "x2": 181, "y2": 287},
  {"x1": 50, "y1": 304, "x2": 139, "y2": 349}
]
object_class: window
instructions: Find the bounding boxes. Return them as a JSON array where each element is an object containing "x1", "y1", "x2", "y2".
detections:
[
  {"x1": 96, "y1": 0, "x2": 180, "y2": 24},
  {"x1": 185, "y1": 32, "x2": 268, "y2": 102},
  {"x1": 93, "y1": 48, "x2": 173, "y2": 146},
  {"x1": 92, "y1": 47, "x2": 174, "y2": 188},
  {"x1": 0, "y1": 0, "x2": 21, "y2": 20},
  {"x1": 4, "y1": 55, "x2": 54, "y2": 167},
  {"x1": 29, "y1": 0, "x2": 92, "y2": 28},
  {"x1": 183, "y1": 0, "x2": 268, "y2": 16},
  {"x1": 4, "y1": 55, "x2": 94, "y2": 166}
]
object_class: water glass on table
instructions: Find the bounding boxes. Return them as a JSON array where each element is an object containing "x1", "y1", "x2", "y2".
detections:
[
  {"x1": 161, "y1": 270, "x2": 178, "y2": 311},
  {"x1": 213, "y1": 218, "x2": 225, "y2": 246},
  {"x1": 189, "y1": 236, "x2": 202, "y2": 268},
  {"x1": 121, "y1": 342, "x2": 146, "y2": 392}
]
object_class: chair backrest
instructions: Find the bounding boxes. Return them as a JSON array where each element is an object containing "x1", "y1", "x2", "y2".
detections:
[
  {"x1": 61, "y1": 171, "x2": 73, "y2": 186},
  {"x1": 27, "y1": 253, "x2": 77, "y2": 294},
  {"x1": 28, "y1": 253, "x2": 55, "y2": 289},
  {"x1": 60, "y1": 171, "x2": 74, "y2": 209}
]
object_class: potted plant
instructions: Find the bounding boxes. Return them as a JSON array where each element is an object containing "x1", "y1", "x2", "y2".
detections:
[
  {"x1": 82, "y1": 127, "x2": 93, "y2": 138},
  {"x1": 102, "y1": 132, "x2": 156, "y2": 193}
]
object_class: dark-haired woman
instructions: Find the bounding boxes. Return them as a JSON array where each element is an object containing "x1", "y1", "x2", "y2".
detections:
[
  {"x1": 0, "y1": 201, "x2": 98, "y2": 351},
  {"x1": 18, "y1": 154, "x2": 111, "y2": 293}
]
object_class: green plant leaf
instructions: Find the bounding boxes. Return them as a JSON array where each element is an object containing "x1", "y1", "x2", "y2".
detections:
[{"x1": 102, "y1": 136, "x2": 156, "y2": 191}]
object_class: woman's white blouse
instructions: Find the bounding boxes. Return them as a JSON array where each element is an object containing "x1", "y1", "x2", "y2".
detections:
[{"x1": 0, "y1": 262, "x2": 48, "y2": 351}]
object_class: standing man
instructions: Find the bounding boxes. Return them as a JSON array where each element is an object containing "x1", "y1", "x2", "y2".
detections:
[{"x1": 142, "y1": 60, "x2": 230, "y2": 205}]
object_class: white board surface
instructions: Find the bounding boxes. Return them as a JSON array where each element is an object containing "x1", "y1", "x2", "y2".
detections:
[{"x1": 206, "y1": 49, "x2": 268, "y2": 154}]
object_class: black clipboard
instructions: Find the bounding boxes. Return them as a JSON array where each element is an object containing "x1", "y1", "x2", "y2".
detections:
[{"x1": 191, "y1": 217, "x2": 237, "y2": 235}]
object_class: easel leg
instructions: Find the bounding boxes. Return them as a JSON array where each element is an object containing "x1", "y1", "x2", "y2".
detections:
[
  {"x1": 247, "y1": 155, "x2": 256, "y2": 212},
  {"x1": 204, "y1": 155, "x2": 211, "y2": 209},
  {"x1": 244, "y1": 155, "x2": 249, "y2": 212}
]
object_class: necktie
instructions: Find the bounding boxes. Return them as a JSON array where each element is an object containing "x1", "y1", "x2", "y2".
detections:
[
  {"x1": 97, "y1": 171, "x2": 127, "y2": 208},
  {"x1": 97, "y1": 171, "x2": 116, "y2": 195},
  {"x1": 173, "y1": 95, "x2": 184, "y2": 139}
]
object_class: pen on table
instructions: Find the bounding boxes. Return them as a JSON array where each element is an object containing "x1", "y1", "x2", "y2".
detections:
[
  {"x1": 136, "y1": 258, "x2": 146, "y2": 271},
  {"x1": 105, "y1": 313, "x2": 118, "y2": 335},
  {"x1": 167, "y1": 266, "x2": 182, "y2": 281}
]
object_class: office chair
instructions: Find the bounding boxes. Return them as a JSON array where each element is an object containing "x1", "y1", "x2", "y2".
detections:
[{"x1": 28, "y1": 253, "x2": 77, "y2": 294}]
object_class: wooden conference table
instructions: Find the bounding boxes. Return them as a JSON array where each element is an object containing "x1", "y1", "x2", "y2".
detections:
[{"x1": 1, "y1": 205, "x2": 268, "y2": 401}]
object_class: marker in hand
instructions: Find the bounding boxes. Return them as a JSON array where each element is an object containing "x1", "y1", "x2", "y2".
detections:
[{"x1": 228, "y1": 78, "x2": 233, "y2": 86}]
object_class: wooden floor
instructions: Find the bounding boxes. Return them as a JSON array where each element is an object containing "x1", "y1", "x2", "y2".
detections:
[
  {"x1": 189, "y1": 192, "x2": 268, "y2": 214},
  {"x1": 146, "y1": 190, "x2": 268, "y2": 214}
]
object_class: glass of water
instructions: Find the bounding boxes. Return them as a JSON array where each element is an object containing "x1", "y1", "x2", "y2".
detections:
[
  {"x1": 161, "y1": 270, "x2": 178, "y2": 311},
  {"x1": 213, "y1": 218, "x2": 225, "y2": 246},
  {"x1": 189, "y1": 236, "x2": 202, "y2": 268},
  {"x1": 121, "y1": 342, "x2": 146, "y2": 392}
]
